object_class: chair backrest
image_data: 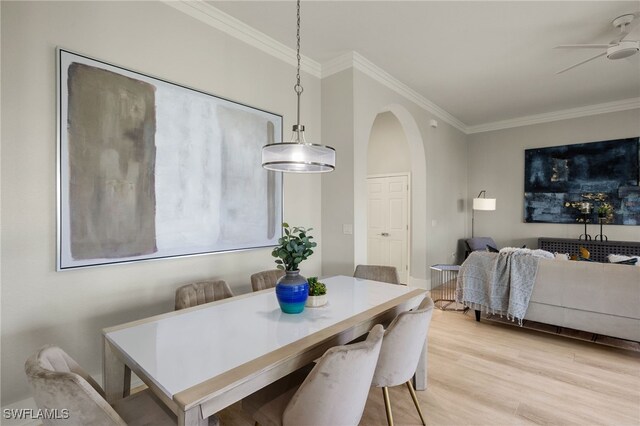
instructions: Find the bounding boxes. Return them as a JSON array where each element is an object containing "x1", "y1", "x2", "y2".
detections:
[
  {"x1": 353, "y1": 264, "x2": 401, "y2": 285},
  {"x1": 372, "y1": 296, "x2": 435, "y2": 388},
  {"x1": 250, "y1": 269, "x2": 284, "y2": 292},
  {"x1": 25, "y1": 345, "x2": 126, "y2": 426},
  {"x1": 283, "y1": 324, "x2": 385, "y2": 426},
  {"x1": 175, "y1": 279, "x2": 234, "y2": 310},
  {"x1": 466, "y1": 237, "x2": 498, "y2": 252}
]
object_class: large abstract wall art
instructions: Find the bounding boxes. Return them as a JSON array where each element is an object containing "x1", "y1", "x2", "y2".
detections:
[
  {"x1": 524, "y1": 138, "x2": 640, "y2": 225},
  {"x1": 58, "y1": 49, "x2": 283, "y2": 270}
]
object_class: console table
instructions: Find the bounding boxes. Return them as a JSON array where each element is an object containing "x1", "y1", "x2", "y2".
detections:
[{"x1": 538, "y1": 237, "x2": 640, "y2": 262}]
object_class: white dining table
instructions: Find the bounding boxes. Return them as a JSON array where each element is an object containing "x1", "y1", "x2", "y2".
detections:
[{"x1": 102, "y1": 275, "x2": 427, "y2": 426}]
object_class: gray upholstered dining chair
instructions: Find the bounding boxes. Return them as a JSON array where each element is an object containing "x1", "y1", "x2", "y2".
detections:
[
  {"x1": 353, "y1": 264, "x2": 402, "y2": 285},
  {"x1": 242, "y1": 324, "x2": 385, "y2": 426},
  {"x1": 174, "y1": 279, "x2": 234, "y2": 310},
  {"x1": 372, "y1": 296, "x2": 435, "y2": 426},
  {"x1": 250, "y1": 269, "x2": 284, "y2": 292},
  {"x1": 25, "y1": 345, "x2": 176, "y2": 426}
]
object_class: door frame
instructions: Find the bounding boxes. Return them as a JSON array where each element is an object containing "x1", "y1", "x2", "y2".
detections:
[{"x1": 366, "y1": 172, "x2": 411, "y2": 282}]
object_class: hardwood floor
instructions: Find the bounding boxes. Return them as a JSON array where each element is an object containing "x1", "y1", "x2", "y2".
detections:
[{"x1": 218, "y1": 309, "x2": 640, "y2": 426}]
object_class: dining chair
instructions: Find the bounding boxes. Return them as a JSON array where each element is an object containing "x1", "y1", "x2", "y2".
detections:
[
  {"x1": 242, "y1": 324, "x2": 385, "y2": 426},
  {"x1": 24, "y1": 345, "x2": 177, "y2": 426},
  {"x1": 174, "y1": 279, "x2": 234, "y2": 310},
  {"x1": 250, "y1": 269, "x2": 284, "y2": 292},
  {"x1": 372, "y1": 296, "x2": 435, "y2": 426},
  {"x1": 353, "y1": 264, "x2": 402, "y2": 285}
]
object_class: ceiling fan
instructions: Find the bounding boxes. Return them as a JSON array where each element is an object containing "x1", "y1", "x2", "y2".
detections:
[{"x1": 555, "y1": 13, "x2": 639, "y2": 74}]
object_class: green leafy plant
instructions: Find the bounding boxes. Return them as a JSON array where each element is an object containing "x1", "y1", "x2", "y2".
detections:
[
  {"x1": 272, "y1": 223, "x2": 317, "y2": 271},
  {"x1": 597, "y1": 202, "x2": 613, "y2": 216},
  {"x1": 307, "y1": 277, "x2": 327, "y2": 296}
]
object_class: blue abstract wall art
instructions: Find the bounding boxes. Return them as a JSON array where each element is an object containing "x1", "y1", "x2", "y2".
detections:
[{"x1": 524, "y1": 138, "x2": 640, "y2": 225}]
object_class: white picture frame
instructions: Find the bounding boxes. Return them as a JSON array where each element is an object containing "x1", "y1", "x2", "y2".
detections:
[{"x1": 57, "y1": 48, "x2": 283, "y2": 270}]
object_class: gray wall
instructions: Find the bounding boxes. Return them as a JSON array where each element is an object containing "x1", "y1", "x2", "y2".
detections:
[
  {"x1": 368, "y1": 111, "x2": 411, "y2": 175},
  {"x1": 321, "y1": 70, "x2": 356, "y2": 277},
  {"x1": 467, "y1": 109, "x2": 640, "y2": 248},
  {"x1": 1, "y1": 1, "x2": 322, "y2": 405},
  {"x1": 322, "y1": 69, "x2": 469, "y2": 286}
]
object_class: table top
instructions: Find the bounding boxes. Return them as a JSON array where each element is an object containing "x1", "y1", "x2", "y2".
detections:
[{"x1": 104, "y1": 275, "x2": 424, "y2": 400}]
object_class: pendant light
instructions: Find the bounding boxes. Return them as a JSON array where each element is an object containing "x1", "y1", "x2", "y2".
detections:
[{"x1": 262, "y1": 0, "x2": 335, "y2": 173}]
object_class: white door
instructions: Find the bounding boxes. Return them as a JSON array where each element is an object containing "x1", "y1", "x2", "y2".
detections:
[{"x1": 367, "y1": 175, "x2": 409, "y2": 283}]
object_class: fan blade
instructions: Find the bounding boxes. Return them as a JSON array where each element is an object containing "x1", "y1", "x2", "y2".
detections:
[
  {"x1": 556, "y1": 51, "x2": 607, "y2": 74},
  {"x1": 555, "y1": 44, "x2": 610, "y2": 49}
]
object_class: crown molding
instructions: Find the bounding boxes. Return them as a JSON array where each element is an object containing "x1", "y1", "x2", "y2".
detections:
[
  {"x1": 467, "y1": 98, "x2": 640, "y2": 134},
  {"x1": 163, "y1": 0, "x2": 322, "y2": 79},
  {"x1": 351, "y1": 52, "x2": 468, "y2": 133},
  {"x1": 165, "y1": 1, "x2": 467, "y2": 132},
  {"x1": 322, "y1": 52, "x2": 468, "y2": 133},
  {"x1": 164, "y1": 1, "x2": 638, "y2": 136},
  {"x1": 321, "y1": 52, "x2": 354, "y2": 79}
]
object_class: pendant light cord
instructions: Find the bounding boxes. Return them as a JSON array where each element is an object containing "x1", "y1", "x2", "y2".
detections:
[
  {"x1": 261, "y1": 0, "x2": 335, "y2": 173},
  {"x1": 294, "y1": 0, "x2": 303, "y2": 140}
]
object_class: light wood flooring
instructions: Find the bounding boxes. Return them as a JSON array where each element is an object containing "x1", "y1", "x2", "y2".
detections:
[{"x1": 218, "y1": 309, "x2": 640, "y2": 426}]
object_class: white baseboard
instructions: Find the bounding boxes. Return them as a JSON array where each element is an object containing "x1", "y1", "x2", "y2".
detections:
[{"x1": 1, "y1": 373, "x2": 144, "y2": 426}]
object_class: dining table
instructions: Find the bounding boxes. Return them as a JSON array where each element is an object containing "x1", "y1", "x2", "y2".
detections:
[{"x1": 102, "y1": 275, "x2": 427, "y2": 426}]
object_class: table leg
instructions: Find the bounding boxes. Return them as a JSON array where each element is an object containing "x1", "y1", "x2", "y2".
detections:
[
  {"x1": 414, "y1": 336, "x2": 428, "y2": 390},
  {"x1": 178, "y1": 407, "x2": 208, "y2": 426},
  {"x1": 103, "y1": 338, "x2": 131, "y2": 404}
]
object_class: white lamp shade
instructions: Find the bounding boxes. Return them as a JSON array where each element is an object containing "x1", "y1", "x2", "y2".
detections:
[
  {"x1": 473, "y1": 197, "x2": 496, "y2": 211},
  {"x1": 262, "y1": 142, "x2": 335, "y2": 173}
]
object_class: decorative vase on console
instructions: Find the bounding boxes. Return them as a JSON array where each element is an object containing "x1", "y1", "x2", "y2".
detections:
[{"x1": 272, "y1": 223, "x2": 317, "y2": 314}]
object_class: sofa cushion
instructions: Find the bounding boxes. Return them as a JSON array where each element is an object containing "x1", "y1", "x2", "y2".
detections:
[
  {"x1": 531, "y1": 260, "x2": 640, "y2": 321},
  {"x1": 466, "y1": 237, "x2": 497, "y2": 252}
]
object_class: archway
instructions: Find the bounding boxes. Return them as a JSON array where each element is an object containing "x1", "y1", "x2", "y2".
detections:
[{"x1": 356, "y1": 104, "x2": 427, "y2": 287}]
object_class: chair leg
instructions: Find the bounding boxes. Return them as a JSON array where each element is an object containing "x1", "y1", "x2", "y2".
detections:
[
  {"x1": 382, "y1": 387, "x2": 394, "y2": 426},
  {"x1": 406, "y1": 380, "x2": 426, "y2": 426}
]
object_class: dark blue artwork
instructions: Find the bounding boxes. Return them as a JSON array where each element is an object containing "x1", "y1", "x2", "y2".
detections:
[{"x1": 524, "y1": 138, "x2": 640, "y2": 225}]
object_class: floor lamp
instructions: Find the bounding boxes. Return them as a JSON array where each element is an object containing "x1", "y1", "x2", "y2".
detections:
[{"x1": 472, "y1": 190, "x2": 496, "y2": 238}]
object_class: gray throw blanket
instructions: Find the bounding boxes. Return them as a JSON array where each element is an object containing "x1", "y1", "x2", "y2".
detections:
[{"x1": 455, "y1": 248, "x2": 554, "y2": 324}]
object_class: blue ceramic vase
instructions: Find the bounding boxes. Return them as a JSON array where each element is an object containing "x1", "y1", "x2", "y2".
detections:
[{"x1": 275, "y1": 270, "x2": 309, "y2": 314}]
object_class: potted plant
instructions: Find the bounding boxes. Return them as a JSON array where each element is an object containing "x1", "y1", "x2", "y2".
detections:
[
  {"x1": 305, "y1": 277, "x2": 328, "y2": 308},
  {"x1": 271, "y1": 223, "x2": 317, "y2": 314},
  {"x1": 597, "y1": 203, "x2": 613, "y2": 220}
]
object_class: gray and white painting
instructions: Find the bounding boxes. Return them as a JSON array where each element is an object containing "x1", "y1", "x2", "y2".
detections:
[{"x1": 59, "y1": 50, "x2": 282, "y2": 269}]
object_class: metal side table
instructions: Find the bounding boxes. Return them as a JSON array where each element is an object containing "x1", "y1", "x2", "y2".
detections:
[{"x1": 430, "y1": 264, "x2": 464, "y2": 311}]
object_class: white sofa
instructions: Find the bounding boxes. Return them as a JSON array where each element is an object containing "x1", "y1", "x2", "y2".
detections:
[{"x1": 522, "y1": 259, "x2": 640, "y2": 342}]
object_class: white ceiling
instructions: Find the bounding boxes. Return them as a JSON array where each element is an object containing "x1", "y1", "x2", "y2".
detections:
[{"x1": 210, "y1": 1, "x2": 640, "y2": 128}]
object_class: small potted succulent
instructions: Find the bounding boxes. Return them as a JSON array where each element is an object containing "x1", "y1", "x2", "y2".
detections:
[
  {"x1": 271, "y1": 223, "x2": 317, "y2": 314},
  {"x1": 305, "y1": 277, "x2": 328, "y2": 308}
]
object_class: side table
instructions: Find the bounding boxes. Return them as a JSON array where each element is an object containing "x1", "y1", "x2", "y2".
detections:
[{"x1": 430, "y1": 264, "x2": 464, "y2": 311}]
